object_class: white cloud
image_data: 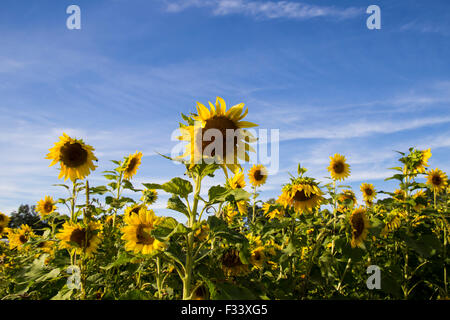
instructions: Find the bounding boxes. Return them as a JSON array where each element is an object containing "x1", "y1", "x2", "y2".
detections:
[{"x1": 164, "y1": 0, "x2": 361, "y2": 20}]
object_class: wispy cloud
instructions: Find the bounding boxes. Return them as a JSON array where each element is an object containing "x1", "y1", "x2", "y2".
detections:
[{"x1": 164, "y1": 0, "x2": 362, "y2": 20}]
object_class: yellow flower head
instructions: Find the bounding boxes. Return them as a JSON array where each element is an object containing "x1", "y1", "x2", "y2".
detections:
[
  {"x1": 124, "y1": 203, "x2": 148, "y2": 219},
  {"x1": 141, "y1": 189, "x2": 158, "y2": 205},
  {"x1": 328, "y1": 153, "x2": 351, "y2": 181},
  {"x1": 349, "y1": 207, "x2": 370, "y2": 248},
  {"x1": 223, "y1": 204, "x2": 239, "y2": 224},
  {"x1": 178, "y1": 97, "x2": 258, "y2": 177},
  {"x1": 36, "y1": 196, "x2": 57, "y2": 218},
  {"x1": 279, "y1": 178, "x2": 323, "y2": 214},
  {"x1": 337, "y1": 190, "x2": 357, "y2": 208},
  {"x1": 123, "y1": 151, "x2": 143, "y2": 180},
  {"x1": 262, "y1": 202, "x2": 284, "y2": 220},
  {"x1": 46, "y1": 133, "x2": 97, "y2": 182},
  {"x1": 413, "y1": 190, "x2": 427, "y2": 211},
  {"x1": 393, "y1": 189, "x2": 406, "y2": 202},
  {"x1": 360, "y1": 183, "x2": 377, "y2": 202},
  {"x1": 426, "y1": 168, "x2": 448, "y2": 193},
  {"x1": 0, "y1": 212, "x2": 9, "y2": 227},
  {"x1": 121, "y1": 207, "x2": 166, "y2": 255},
  {"x1": 414, "y1": 148, "x2": 432, "y2": 173},
  {"x1": 57, "y1": 221, "x2": 102, "y2": 257},
  {"x1": 7, "y1": 224, "x2": 35, "y2": 251},
  {"x1": 227, "y1": 169, "x2": 246, "y2": 189},
  {"x1": 250, "y1": 246, "x2": 266, "y2": 269},
  {"x1": 248, "y1": 164, "x2": 268, "y2": 187},
  {"x1": 195, "y1": 223, "x2": 210, "y2": 242}
]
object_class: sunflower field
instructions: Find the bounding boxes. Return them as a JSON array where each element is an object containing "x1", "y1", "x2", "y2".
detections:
[{"x1": 0, "y1": 97, "x2": 449, "y2": 300}]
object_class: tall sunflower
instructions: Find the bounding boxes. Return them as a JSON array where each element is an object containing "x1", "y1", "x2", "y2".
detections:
[
  {"x1": 349, "y1": 207, "x2": 370, "y2": 248},
  {"x1": 227, "y1": 169, "x2": 246, "y2": 189},
  {"x1": 178, "y1": 97, "x2": 257, "y2": 177},
  {"x1": 57, "y1": 221, "x2": 102, "y2": 257},
  {"x1": 220, "y1": 248, "x2": 249, "y2": 276},
  {"x1": 121, "y1": 208, "x2": 166, "y2": 255},
  {"x1": 36, "y1": 196, "x2": 56, "y2": 218},
  {"x1": 248, "y1": 164, "x2": 268, "y2": 187},
  {"x1": 426, "y1": 168, "x2": 448, "y2": 193},
  {"x1": 337, "y1": 190, "x2": 357, "y2": 208},
  {"x1": 7, "y1": 225, "x2": 35, "y2": 251},
  {"x1": 360, "y1": 183, "x2": 377, "y2": 202},
  {"x1": 278, "y1": 177, "x2": 323, "y2": 214},
  {"x1": 46, "y1": 133, "x2": 97, "y2": 182},
  {"x1": 123, "y1": 151, "x2": 143, "y2": 180},
  {"x1": 327, "y1": 154, "x2": 351, "y2": 181}
]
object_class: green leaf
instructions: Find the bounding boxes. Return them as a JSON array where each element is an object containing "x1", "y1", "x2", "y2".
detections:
[
  {"x1": 167, "y1": 195, "x2": 189, "y2": 217},
  {"x1": 161, "y1": 178, "x2": 193, "y2": 197}
]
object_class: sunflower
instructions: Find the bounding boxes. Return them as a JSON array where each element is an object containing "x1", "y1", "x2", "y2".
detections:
[
  {"x1": 0, "y1": 212, "x2": 9, "y2": 227},
  {"x1": 220, "y1": 248, "x2": 249, "y2": 276},
  {"x1": 36, "y1": 196, "x2": 57, "y2": 218},
  {"x1": 327, "y1": 154, "x2": 351, "y2": 181},
  {"x1": 248, "y1": 164, "x2": 268, "y2": 187},
  {"x1": 178, "y1": 97, "x2": 257, "y2": 177},
  {"x1": 121, "y1": 208, "x2": 166, "y2": 255},
  {"x1": 337, "y1": 190, "x2": 357, "y2": 208},
  {"x1": 141, "y1": 189, "x2": 158, "y2": 205},
  {"x1": 413, "y1": 148, "x2": 432, "y2": 173},
  {"x1": 413, "y1": 190, "x2": 427, "y2": 211},
  {"x1": 223, "y1": 204, "x2": 239, "y2": 224},
  {"x1": 426, "y1": 168, "x2": 448, "y2": 193},
  {"x1": 246, "y1": 233, "x2": 263, "y2": 247},
  {"x1": 279, "y1": 178, "x2": 323, "y2": 214},
  {"x1": 123, "y1": 151, "x2": 143, "y2": 180},
  {"x1": 227, "y1": 169, "x2": 246, "y2": 189},
  {"x1": 7, "y1": 225, "x2": 35, "y2": 251},
  {"x1": 349, "y1": 207, "x2": 370, "y2": 248},
  {"x1": 381, "y1": 209, "x2": 406, "y2": 237},
  {"x1": 360, "y1": 183, "x2": 377, "y2": 202},
  {"x1": 46, "y1": 133, "x2": 97, "y2": 182},
  {"x1": 250, "y1": 247, "x2": 266, "y2": 269},
  {"x1": 236, "y1": 200, "x2": 248, "y2": 216},
  {"x1": 57, "y1": 221, "x2": 102, "y2": 256},
  {"x1": 262, "y1": 202, "x2": 284, "y2": 220}
]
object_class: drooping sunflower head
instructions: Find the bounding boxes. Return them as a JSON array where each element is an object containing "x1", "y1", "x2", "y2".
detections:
[
  {"x1": 141, "y1": 189, "x2": 158, "y2": 205},
  {"x1": 227, "y1": 169, "x2": 246, "y2": 189},
  {"x1": 122, "y1": 151, "x2": 143, "y2": 180},
  {"x1": 178, "y1": 97, "x2": 257, "y2": 177},
  {"x1": 250, "y1": 247, "x2": 266, "y2": 269},
  {"x1": 0, "y1": 212, "x2": 9, "y2": 227},
  {"x1": 46, "y1": 133, "x2": 97, "y2": 182},
  {"x1": 7, "y1": 224, "x2": 35, "y2": 251},
  {"x1": 337, "y1": 190, "x2": 357, "y2": 208},
  {"x1": 280, "y1": 177, "x2": 323, "y2": 214},
  {"x1": 223, "y1": 204, "x2": 239, "y2": 224},
  {"x1": 412, "y1": 148, "x2": 432, "y2": 173},
  {"x1": 36, "y1": 196, "x2": 56, "y2": 218},
  {"x1": 194, "y1": 223, "x2": 210, "y2": 242},
  {"x1": 349, "y1": 207, "x2": 370, "y2": 248},
  {"x1": 121, "y1": 208, "x2": 166, "y2": 255},
  {"x1": 413, "y1": 190, "x2": 427, "y2": 211},
  {"x1": 248, "y1": 164, "x2": 268, "y2": 187},
  {"x1": 360, "y1": 183, "x2": 377, "y2": 202},
  {"x1": 381, "y1": 209, "x2": 406, "y2": 237},
  {"x1": 426, "y1": 168, "x2": 448, "y2": 193},
  {"x1": 220, "y1": 248, "x2": 249, "y2": 276},
  {"x1": 57, "y1": 221, "x2": 102, "y2": 257},
  {"x1": 327, "y1": 153, "x2": 351, "y2": 181}
]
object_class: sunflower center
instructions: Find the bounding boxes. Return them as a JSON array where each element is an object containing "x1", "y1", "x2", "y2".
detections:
[
  {"x1": 70, "y1": 228, "x2": 89, "y2": 247},
  {"x1": 19, "y1": 235, "x2": 28, "y2": 244},
  {"x1": 294, "y1": 190, "x2": 313, "y2": 202},
  {"x1": 202, "y1": 116, "x2": 238, "y2": 158},
  {"x1": 253, "y1": 251, "x2": 262, "y2": 261},
  {"x1": 253, "y1": 170, "x2": 265, "y2": 181},
  {"x1": 432, "y1": 175, "x2": 442, "y2": 186},
  {"x1": 364, "y1": 188, "x2": 373, "y2": 196},
  {"x1": 333, "y1": 161, "x2": 345, "y2": 174},
  {"x1": 60, "y1": 142, "x2": 88, "y2": 168},
  {"x1": 0, "y1": 215, "x2": 4, "y2": 222},
  {"x1": 44, "y1": 202, "x2": 53, "y2": 213},
  {"x1": 136, "y1": 224, "x2": 154, "y2": 245},
  {"x1": 351, "y1": 214, "x2": 364, "y2": 238},
  {"x1": 221, "y1": 249, "x2": 242, "y2": 268},
  {"x1": 126, "y1": 157, "x2": 138, "y2": 173}
]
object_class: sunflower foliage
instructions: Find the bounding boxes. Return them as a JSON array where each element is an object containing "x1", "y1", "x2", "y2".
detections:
[{"x1": 1, "y1": 99, "x2": 449, "y2": 300}]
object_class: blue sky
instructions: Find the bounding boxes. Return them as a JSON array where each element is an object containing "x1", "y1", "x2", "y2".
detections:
[{"x1": 1, "y1": 0, "x2": 449, "y2": 221}]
